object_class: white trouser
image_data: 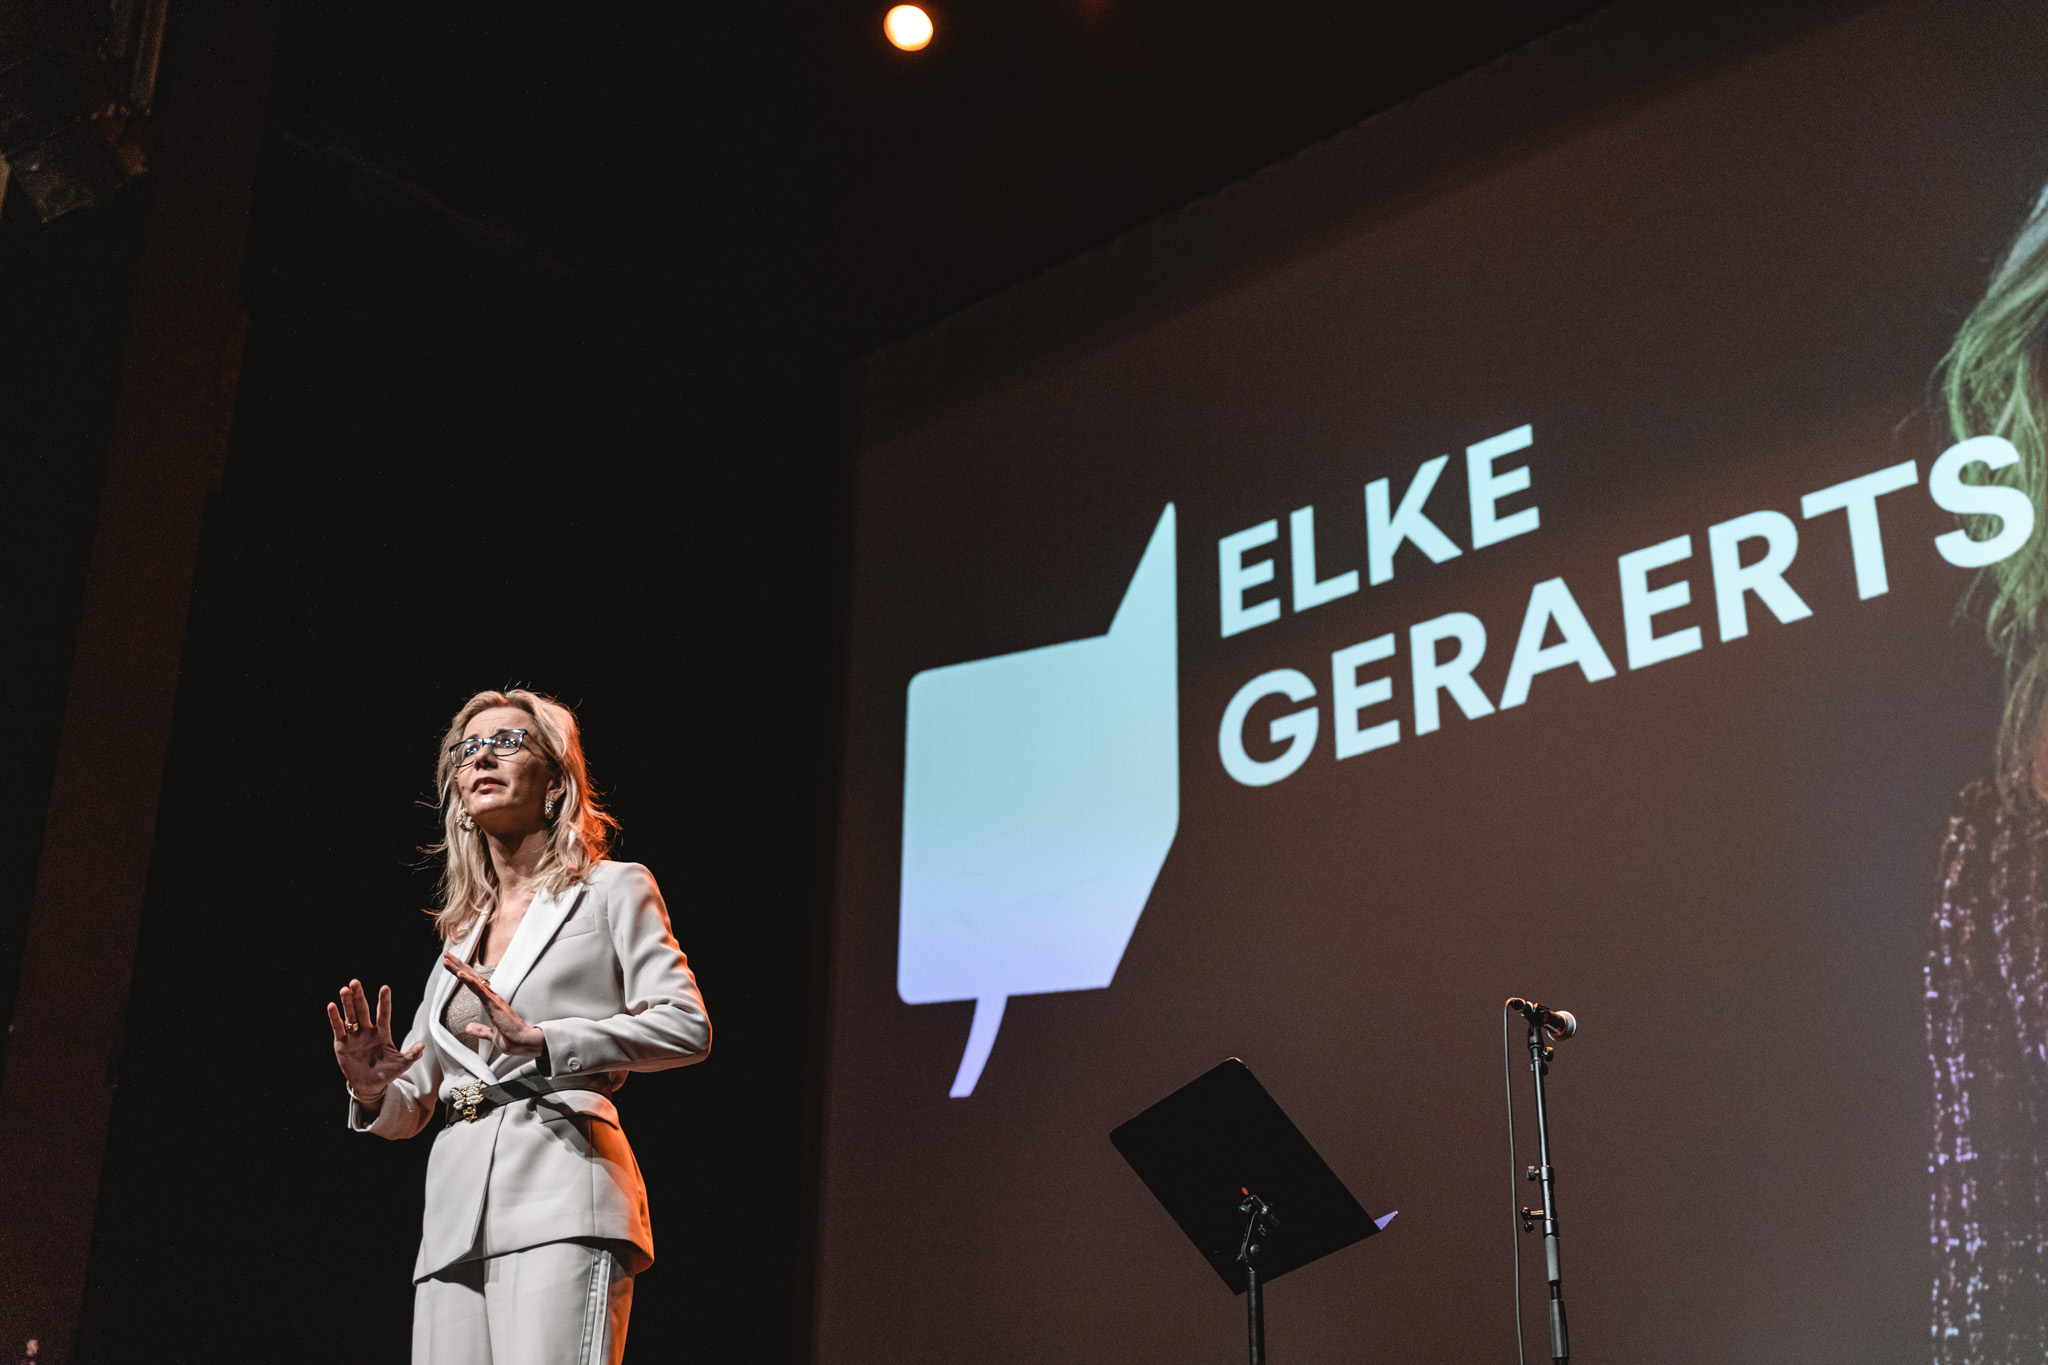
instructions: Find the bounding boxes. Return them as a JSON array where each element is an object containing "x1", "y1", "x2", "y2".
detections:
[{"x1": 412, "y1": 1240, "x2": 634, "y2": 1365}]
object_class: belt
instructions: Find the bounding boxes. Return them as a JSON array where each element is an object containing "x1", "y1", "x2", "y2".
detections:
[{"x1": 443, "y1": 1073, "x2": 617, "y2": 1126}]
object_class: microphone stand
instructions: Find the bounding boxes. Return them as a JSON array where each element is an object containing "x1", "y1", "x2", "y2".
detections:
[
  {"x1": 1518, "y1": 1022, "x2": 1570, "y2": 1364},
  {"x1": 1236, "y1": 1190, "x2": 1278, "y2": 1365}
]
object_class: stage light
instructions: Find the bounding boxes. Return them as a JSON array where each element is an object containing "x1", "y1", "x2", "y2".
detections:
[{"x1": 885, "y1": 5, "x2": 933, "y2": 51}]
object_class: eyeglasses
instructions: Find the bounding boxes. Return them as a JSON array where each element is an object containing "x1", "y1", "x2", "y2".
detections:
[{"x1": 447, "y1": 728, "x2": 532, "y2": 768}]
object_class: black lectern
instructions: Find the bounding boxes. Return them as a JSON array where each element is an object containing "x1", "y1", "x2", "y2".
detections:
[{"x1": 1111, "y1": 1059, "x2": 1394, "y2": 1363}]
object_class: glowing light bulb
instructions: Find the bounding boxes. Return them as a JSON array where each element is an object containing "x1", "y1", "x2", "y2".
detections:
[{"x1": 885, "y1": 5, "x2": 933, "y2": 51}]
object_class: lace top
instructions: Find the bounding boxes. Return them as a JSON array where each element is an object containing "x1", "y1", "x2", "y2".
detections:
[
  {"x1": 442, "y1": 962, "x2": 497, "y2": 1054},
  {"x1": 1929, "y1": 776, "x2": 2048, "y2": 1362}
]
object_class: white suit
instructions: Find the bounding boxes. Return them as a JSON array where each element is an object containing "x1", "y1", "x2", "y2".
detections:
[{"x1": 349, "y1": 860, "x2": 711, "y2": 1361}]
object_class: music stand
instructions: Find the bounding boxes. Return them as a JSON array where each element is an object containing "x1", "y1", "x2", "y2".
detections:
[{"x1": 1111, "y1": 1058, "x2": 1395, "y2": 1364}]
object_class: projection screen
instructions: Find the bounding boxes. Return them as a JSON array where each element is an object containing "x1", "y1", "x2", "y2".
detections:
[{"x1": 817, "y1": 1, "x2": 2048, "y2": 1359}]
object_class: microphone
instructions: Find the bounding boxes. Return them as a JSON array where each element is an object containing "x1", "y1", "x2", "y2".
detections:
[{"x1": 1506, "y1": 997, "x2": 1578, "y2": 1040}]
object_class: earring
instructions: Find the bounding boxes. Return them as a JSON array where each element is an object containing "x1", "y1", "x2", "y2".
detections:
[
  {"x1": 457, "y1": 809, "x2": 475, "y2": 832},
  {"x1": 544, "y1": 795, "x2": 557, "y2": 818}
]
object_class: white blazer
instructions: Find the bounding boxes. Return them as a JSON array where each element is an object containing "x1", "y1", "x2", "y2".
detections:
[{"x1": 348, "y1": 860, "x2": 711, "y2": 1281}]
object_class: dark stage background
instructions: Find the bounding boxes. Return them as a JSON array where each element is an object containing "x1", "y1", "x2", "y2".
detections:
[
  {"x1": 5, "y1": 2, "x2": 842, "y2": 1359},
  {"x1": 4, "y1": 0, "x2": 1999, "y2": 1361}
]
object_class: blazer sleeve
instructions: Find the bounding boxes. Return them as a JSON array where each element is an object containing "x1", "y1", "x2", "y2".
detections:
[
  {"x1": 537, "y1": 863, "x2": 712, "y2": 1077},
  {"x1": 346, "y1": 961, "x2": 446, "y2": 1139}
]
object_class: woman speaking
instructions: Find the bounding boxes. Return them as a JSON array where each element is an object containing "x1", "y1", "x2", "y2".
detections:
[{"x1": 326, "y1": 689, "x2": 710, "y2": 1363}]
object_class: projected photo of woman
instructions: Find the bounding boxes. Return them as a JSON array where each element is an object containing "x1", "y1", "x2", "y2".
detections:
[
  {"x1": 1929, "y1": 185, "x2": 2048, "y2": 1364},
  {"x1": 325, "y1": 689, "x2": 711, "y2": 1363}
]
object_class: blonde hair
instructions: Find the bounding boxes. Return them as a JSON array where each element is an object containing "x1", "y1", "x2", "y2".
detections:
[
  {"x1": 428, "y1": 688, "x2": 618, "y2": 942},
  {"x1": 1938, "y1": 184, "x2": 2048, "y2": 796}
]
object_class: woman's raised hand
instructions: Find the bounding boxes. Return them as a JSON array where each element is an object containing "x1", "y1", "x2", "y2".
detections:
[
  {"x1": 328, "y1": 979, "x2": 425, "y2": 1104},
  {"x1": 442, "y1": 952, "x2": 546, "y2": 1058}
]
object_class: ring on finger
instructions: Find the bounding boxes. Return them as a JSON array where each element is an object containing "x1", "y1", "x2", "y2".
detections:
[{"x1": 345, "y1": 1018, "x2": 361, "y2": 1034}]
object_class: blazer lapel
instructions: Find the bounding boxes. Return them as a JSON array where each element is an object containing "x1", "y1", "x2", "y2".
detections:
[
  {"x1": 485, "y1": 880, "x2": 586, "y2": 1014},
  {"x1": 430, "y1": 914, "x2": 497, "y2": 1085}
]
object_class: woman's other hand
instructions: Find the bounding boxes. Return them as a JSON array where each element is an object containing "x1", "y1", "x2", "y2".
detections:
[
  {"x1": 442, "y1": 952, "x2": 546, "y2": 1058},
  {"x1": 328, "y1": 979, "x2": 425, "y2": 1106}
]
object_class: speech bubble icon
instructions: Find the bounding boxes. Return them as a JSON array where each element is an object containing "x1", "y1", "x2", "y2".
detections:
[{"x1": 898, "y1": 505, "x2": 1180, "y2": 1097}]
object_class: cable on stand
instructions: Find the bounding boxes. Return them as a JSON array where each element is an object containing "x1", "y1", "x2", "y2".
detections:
[{"x1": 1503, "y1": 1006, "x2": 1526, "y2": 1365}]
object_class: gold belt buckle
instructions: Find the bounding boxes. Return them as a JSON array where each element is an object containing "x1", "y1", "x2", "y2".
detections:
[{"x1": 455, "y1": 1081, "x2": 485, "y2": 1123}]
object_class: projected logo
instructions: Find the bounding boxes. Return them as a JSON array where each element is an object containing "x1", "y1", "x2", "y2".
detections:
[{"x1": 898, "y1": 506, "x2": 1180, "y2": 1097}]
